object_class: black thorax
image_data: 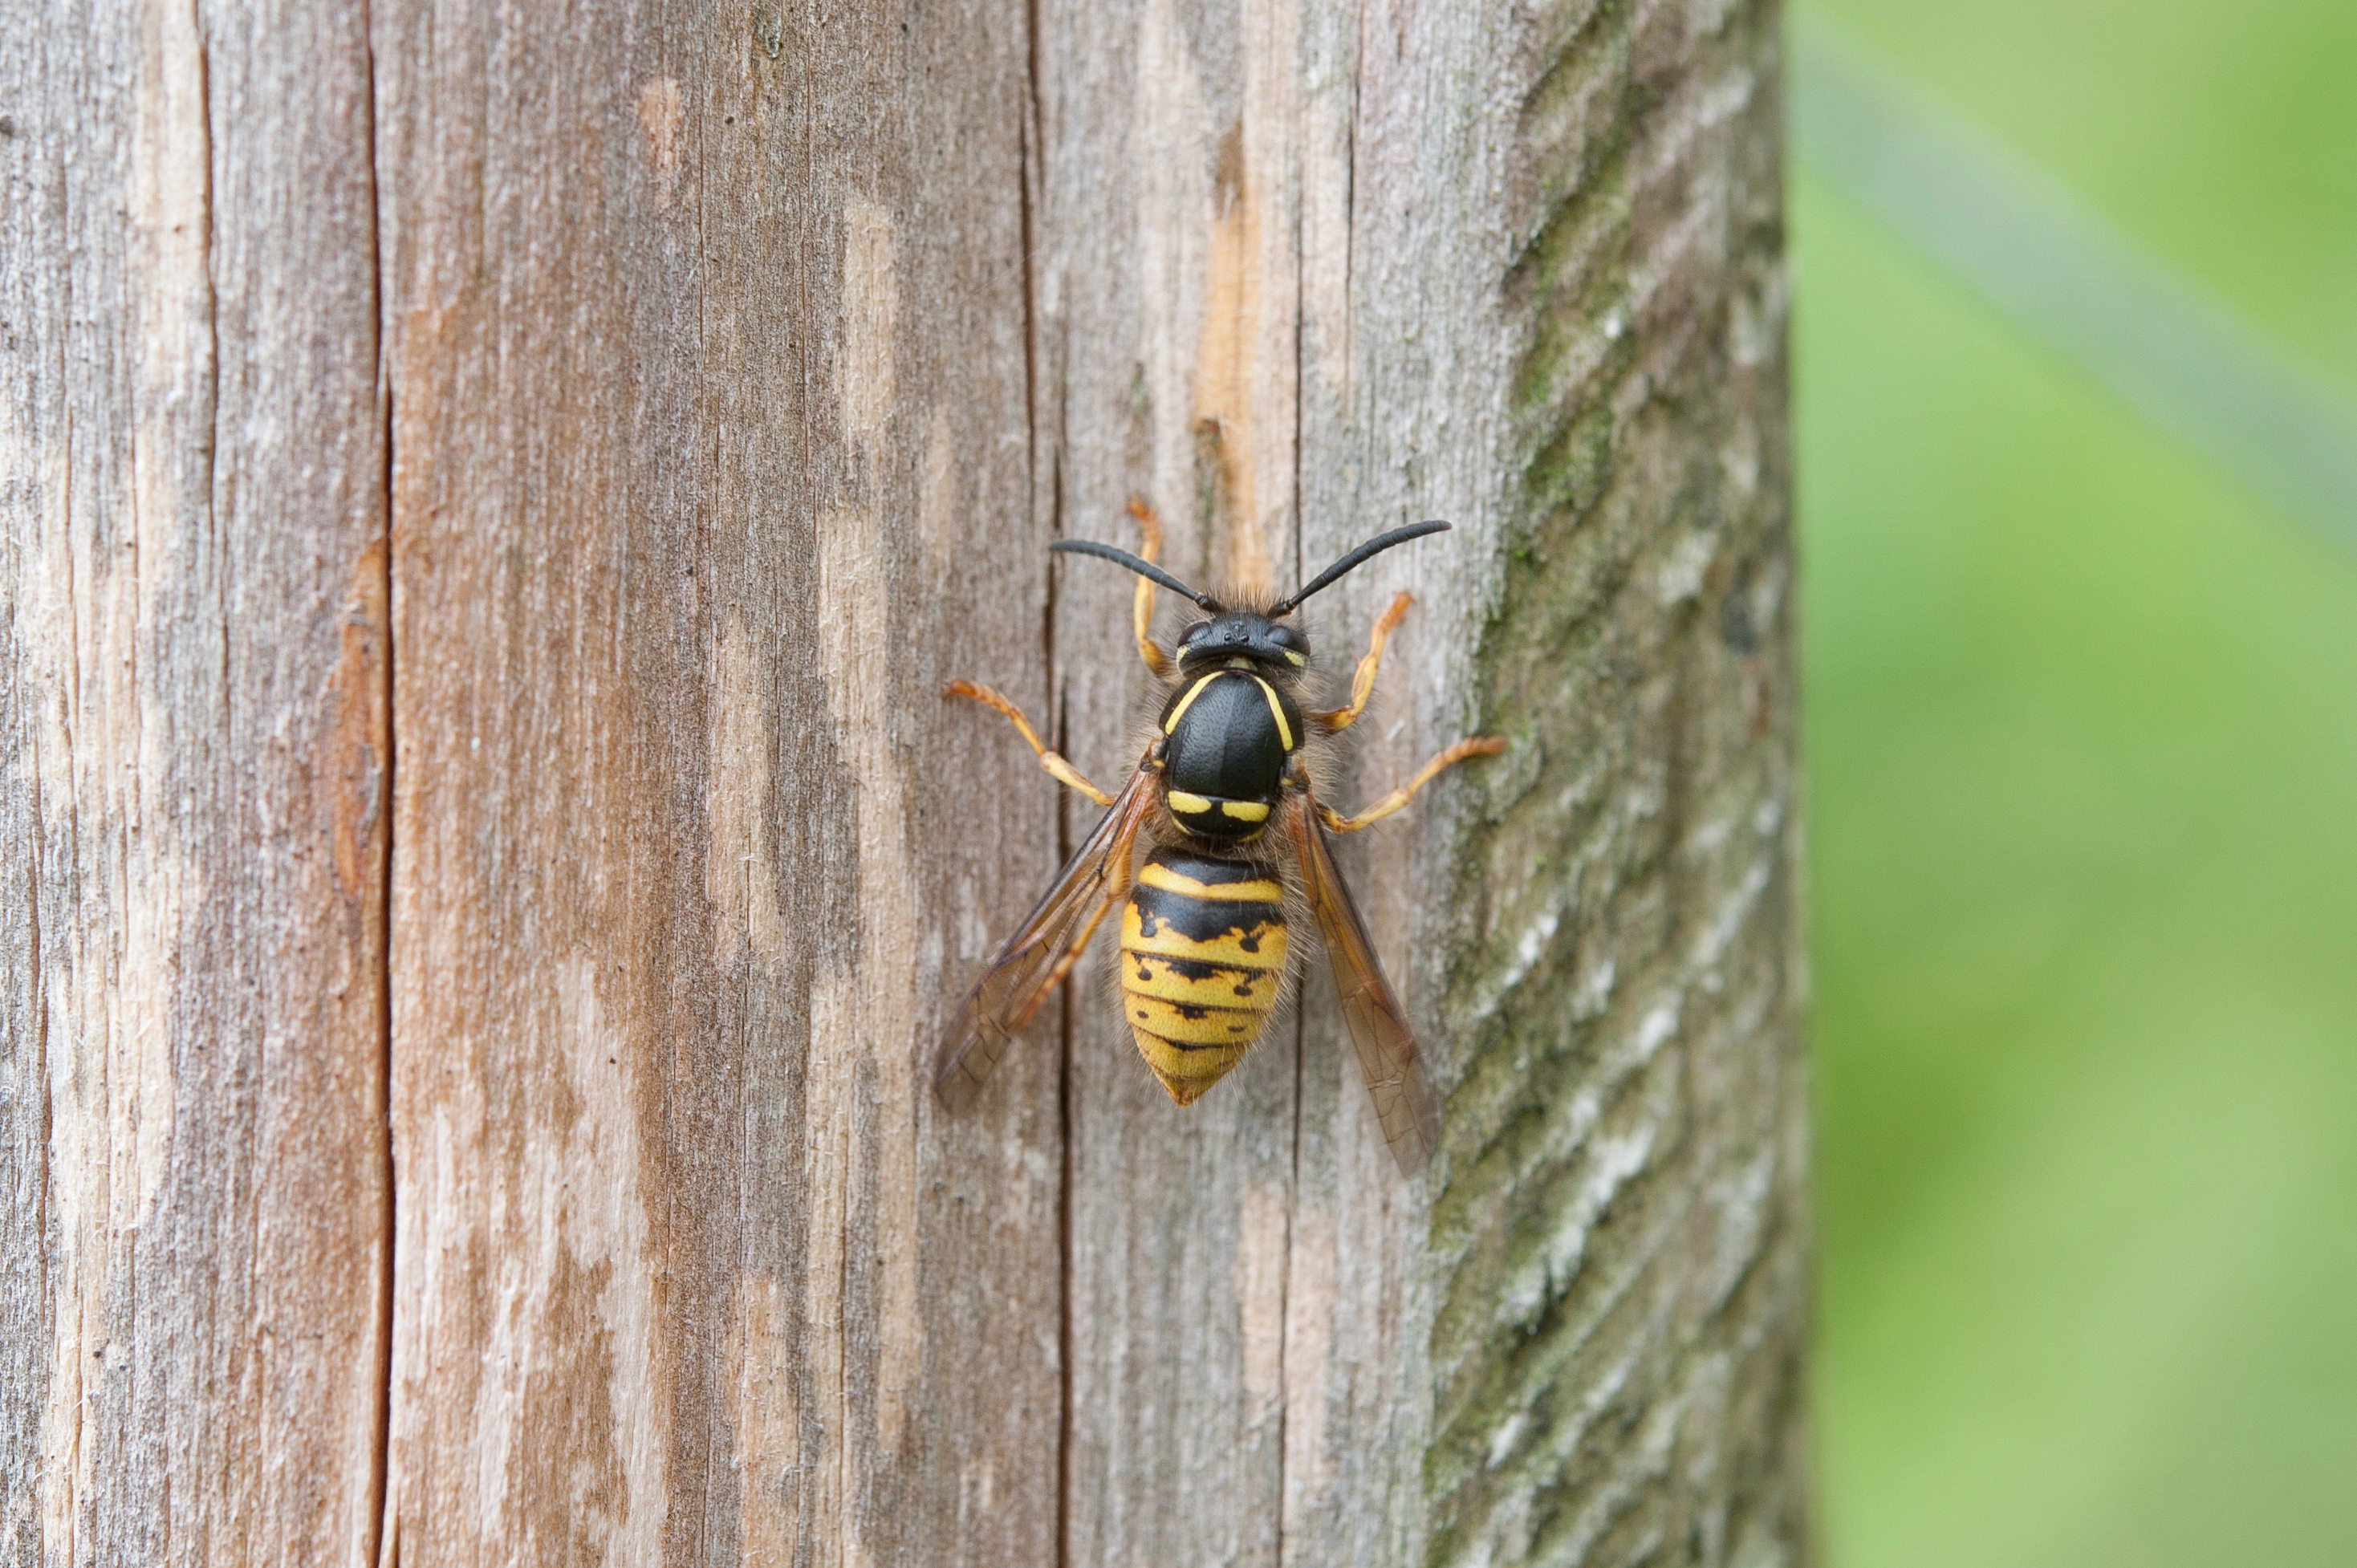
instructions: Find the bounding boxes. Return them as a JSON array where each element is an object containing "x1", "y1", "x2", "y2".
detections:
[{"x1": 1157, "y1": 667, "x2": 1303, "y2": 841}]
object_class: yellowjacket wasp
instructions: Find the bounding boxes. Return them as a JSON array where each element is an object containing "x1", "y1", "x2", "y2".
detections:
[{"x1": 937, "y1": 500, "x2": 1502, "y2": 1175}]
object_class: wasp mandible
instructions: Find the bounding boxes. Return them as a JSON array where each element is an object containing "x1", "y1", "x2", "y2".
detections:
[{"x1": 935, "y1": 499, "x2": 1503, "y2": 1175}]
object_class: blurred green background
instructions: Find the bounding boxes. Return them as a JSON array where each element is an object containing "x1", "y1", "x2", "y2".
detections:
[{"x1": 1790, "y1": 3, "x2": 2357, "y2": 1565}]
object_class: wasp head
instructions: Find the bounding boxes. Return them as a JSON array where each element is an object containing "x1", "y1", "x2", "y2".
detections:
[
  {"x1": 1175, "y1": 612, "x2": 1310, "y2": 670},
  {"x1": 1048, "y1": 518, "x2": 1453, "y2": 672}
]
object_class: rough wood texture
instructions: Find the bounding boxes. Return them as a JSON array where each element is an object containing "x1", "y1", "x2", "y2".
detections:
[
  {"x1": 4, "y1": 0, "x2": 1802, "y2": 1562},
  {"x1": 1035, "y1": 2, "x2": 1805, "y2": 1565},
  {"x1": 1427, "y1": 4, "x2": 1809, "y2": 1559},
  {"x1": 369, "y1": 0, "x2": 1059, "y2": 1561},
  {"x1": 0, "y1": 0, "x2": 392, "y2": 1560}
]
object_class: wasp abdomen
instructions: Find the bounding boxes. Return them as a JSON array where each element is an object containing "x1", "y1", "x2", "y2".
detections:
[{"x1": 1119, "y1": 850, "x2": 1289, "y2": 1104}]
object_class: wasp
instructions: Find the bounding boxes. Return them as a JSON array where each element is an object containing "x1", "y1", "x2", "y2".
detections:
[{"x1": 935, "y1": 499, "x2": 1503, "y2": 1174}]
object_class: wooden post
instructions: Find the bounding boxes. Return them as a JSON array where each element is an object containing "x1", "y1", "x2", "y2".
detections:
[
  {"x1": 2, "y1": 0, "x2": 1806, "y2": 1562},
  {"x1": 2, "y1": 0, "x2": 392, "y2": 1558}
]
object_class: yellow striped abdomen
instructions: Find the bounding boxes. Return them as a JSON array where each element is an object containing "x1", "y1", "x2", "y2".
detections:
[{"x1": 1118, "y1": 850, "x2": 1288, "y2": 1105}]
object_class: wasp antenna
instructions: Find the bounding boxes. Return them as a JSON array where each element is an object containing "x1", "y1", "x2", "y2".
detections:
[
  {"x1": 1050, "y1": 538, "x2": 1225, "y2": 612},
  {"x1": 1270, "y1": 521, "x2": 1452, "y2": 615}
]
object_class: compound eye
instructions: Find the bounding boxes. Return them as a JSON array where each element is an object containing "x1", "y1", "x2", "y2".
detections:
[{"x1": 1267, "y1": 624, "x2": 1309, "y2": 665}]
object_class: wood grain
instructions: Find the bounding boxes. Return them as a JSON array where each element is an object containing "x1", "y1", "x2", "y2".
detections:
[
  {"x1": 4, "y1": 0, "x2": 1802, "y2": 1562},
  {"x1": 1030, "y1": 2, "x2": 1806, "y2": 1564},
  {"x1": 1425, "y1": 3, "x2": 1809, "y2": 1561},
  {"x1": 0, "y1": 0, "x2": 392, "y2": 1560},
  {"x1": 1029, "y1": 6, "x2": 1300, "y2": 1562},
  {"x1": 370, "y1": 0, "x2": 1057, "y2": 1561}
]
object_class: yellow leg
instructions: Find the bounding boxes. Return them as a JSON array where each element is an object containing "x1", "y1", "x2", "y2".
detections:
[
  {"x1": 945, "y1": 680, "x2": 1113, "y2": 806},
  {"x1": 1125, "y1": 494, "x2": 1172, "y2": 676},
  {"x1": 1318, "y1": 736, "x2": 1506, "y2": 835},
  {"x1": 1312, "y1": 591, "x2": 1414, "y2": 735}
]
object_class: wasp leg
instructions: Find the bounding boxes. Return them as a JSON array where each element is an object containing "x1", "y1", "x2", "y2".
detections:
[
  {"x1": 1124, "y1": 494, "x2": 1173, "y2": 677},
  {"x1": 1311, "y1": 591, "x2": 1414, "y2": 734},
  {"x1": 945, "y1": 680, "x2": 1113, "y2": 806},
  {"x1": 1318, "y1": 735, "x2": 1506, "y2": 834}
]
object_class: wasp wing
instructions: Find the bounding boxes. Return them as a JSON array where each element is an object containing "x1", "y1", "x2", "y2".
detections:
[
  {"x1": 934, "y1": 757, "x2": 1158, "y2": 1110},
  {"x1": 1282, "y1": 786, "x2": 1445, "y2": 1175}
]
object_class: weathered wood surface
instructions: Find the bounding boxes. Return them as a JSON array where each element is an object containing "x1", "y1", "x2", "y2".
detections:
[
  {"x1": 369, "y1": 0, "x2": 1055, "y2": 1561},
  {"x1": 0, "y1": 0, "x2": 392, "y2": 1560},
  {"x1": 3, "y1": 0, "x2": 1804, "y2": 1563},
  {"x1": 1038, "y1": 2, "x2": 1806, "y2": 1564}
]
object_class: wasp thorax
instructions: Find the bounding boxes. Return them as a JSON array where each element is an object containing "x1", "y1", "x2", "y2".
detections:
[
  {"x1": 1176, "y1": 612, "x2": 1311, "y2": 670},
  {"x1": 1158, "y1": 655, "x2": 1303, "y2": 842}
]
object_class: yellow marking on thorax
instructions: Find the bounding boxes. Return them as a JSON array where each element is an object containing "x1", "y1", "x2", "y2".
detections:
[
  {"x1": 1136, "y1": 863, "x2": 1284, "y2": 901},
  {"x1": 1219, "y1": 799, "x2": 1270, "y2": 823},
  {"x1": 1254, "y1": 676, "x2": 1294, "y2": 751},
  {"x1": 1167, "y1": 789, "x2": 1214, "y2": 815},
  {"x1": 1163, "y1": 672, "x2": 1220, "y2": 734}
]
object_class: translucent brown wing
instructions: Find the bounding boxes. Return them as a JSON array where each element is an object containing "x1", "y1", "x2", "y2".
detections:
[
  {"x1": 934, "y1": 757, "x2": 1159, "y2": 1110},
  {"x1": 1282, "y1": 786, "x2": 1445, "y2": 1175}
]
